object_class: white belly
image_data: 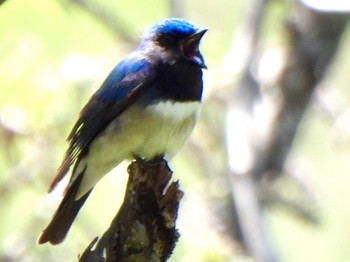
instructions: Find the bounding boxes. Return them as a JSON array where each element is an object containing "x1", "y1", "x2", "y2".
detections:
[
  {"x1": 75, "y1": 100, "x2": 200, "y2": 199},
  {"x1": 137, "y1": 100, "x2": 200, "y2": 159}
]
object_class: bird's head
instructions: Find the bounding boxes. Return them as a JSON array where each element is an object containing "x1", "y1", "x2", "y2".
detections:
[{"x1": 141, "y1": 18, "x2": 207, "y2": 69}]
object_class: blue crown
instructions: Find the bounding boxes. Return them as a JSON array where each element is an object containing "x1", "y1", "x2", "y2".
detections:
[{"x1": 144, "y1": 18, "x2": 198, "y2": 39}]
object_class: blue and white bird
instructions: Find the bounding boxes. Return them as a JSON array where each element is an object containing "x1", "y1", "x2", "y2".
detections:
[{"x1": 38, "y1": 18, "x2": 207, "y2": 245}]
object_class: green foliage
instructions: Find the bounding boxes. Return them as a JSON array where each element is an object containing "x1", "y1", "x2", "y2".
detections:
[{"x1": 1, "y1": 0, "x2": 350, "y2": 261}]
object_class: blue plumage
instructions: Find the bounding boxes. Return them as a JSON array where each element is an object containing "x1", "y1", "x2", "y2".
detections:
[
  {"x1": 95, "y1": 58, "x2": 154, "y2": 101},
  {"x1": 39, "y1": 18, "x2": 207, "y2": 245},
  {"x1": 144, "y1": 18, "x2": 198, "y2": 39}
]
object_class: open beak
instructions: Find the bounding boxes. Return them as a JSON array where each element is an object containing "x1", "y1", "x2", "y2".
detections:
[{"x1": 181, "y1": 28, "x2": 208, "y2": 69}]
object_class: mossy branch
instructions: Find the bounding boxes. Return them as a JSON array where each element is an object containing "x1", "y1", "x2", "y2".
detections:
[{"x1": 79, "y1": 159, "x2": 183, "y2": 262}]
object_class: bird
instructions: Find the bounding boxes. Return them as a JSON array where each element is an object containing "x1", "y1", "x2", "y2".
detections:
[{"x1": 38, "y1": 18, "x2": 207, "y2": 245}]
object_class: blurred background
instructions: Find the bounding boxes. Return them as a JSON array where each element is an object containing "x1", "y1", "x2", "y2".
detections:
[{"x1": 1, "y1": 0, "x2": 350, "y2": 261}]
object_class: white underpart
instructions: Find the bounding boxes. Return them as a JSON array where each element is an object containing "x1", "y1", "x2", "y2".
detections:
[
  {"x1": 145, "y1": 100, "x2": 200, "y2": 121},
  {"x1": 74, "y1": 101, "x2": 201, "y2": 199}
]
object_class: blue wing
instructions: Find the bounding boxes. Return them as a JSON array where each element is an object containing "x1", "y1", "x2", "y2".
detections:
[{"x1": 49, "y1": 54, "x2": 157, "y2": 191}]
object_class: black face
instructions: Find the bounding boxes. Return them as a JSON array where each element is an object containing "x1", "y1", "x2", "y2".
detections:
[{"x1": 153, "y1": 30, "x2": 207, "y2": 69}]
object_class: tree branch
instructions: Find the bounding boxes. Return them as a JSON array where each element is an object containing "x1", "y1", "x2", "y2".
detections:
[
  {"x1": 79, "y1": 159, "x2": 183, "y2": 262},
  {"x1": 225, "y1": 0, "x2": 280, "y2": 261},
  {"x1": 225, "y1": 1, "x2": 350, "y2": 262},
  {"x1": 256, "y1": 5, "x2": 350, "y2": 180},
  {"x1": 0, "y1": 0, "x2": 8, "y2": 6}
]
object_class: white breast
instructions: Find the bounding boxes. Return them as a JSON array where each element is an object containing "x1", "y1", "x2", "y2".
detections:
[
  {"x1": 140, "y1": 100, "x2": 201, "y2": 159},
  {"x1": 145, "y1": 100, "x2": 201, "y2": 121},
  {"x1": 74, "y1": 100, "x2": 200, "y2": 199}
]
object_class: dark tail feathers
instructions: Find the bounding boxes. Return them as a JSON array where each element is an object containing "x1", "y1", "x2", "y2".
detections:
[{"x1": 38, "y1": 171, "x2": 92, "y2": 245}]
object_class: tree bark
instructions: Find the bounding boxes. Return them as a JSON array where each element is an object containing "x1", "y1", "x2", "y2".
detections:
[{"x1": 79, "y1": 159, "x2": 183, "y2": 262}]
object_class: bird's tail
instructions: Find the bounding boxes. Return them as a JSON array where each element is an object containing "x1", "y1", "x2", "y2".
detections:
[{"x1": 38, "y1": 170, "x2": 92, "y2": 245}]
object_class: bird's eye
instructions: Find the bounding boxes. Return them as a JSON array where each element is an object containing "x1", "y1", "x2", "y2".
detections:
[{"x1": 156, "y1": 34, "x2": 176, "y2": 47}]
